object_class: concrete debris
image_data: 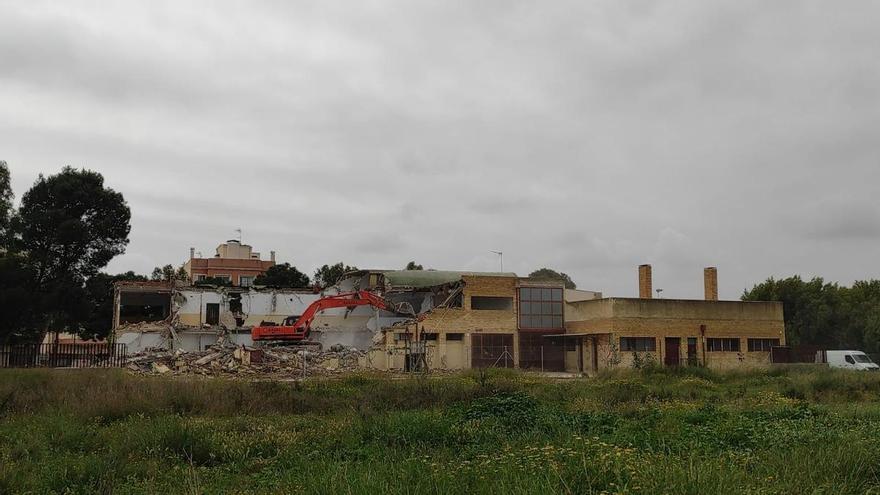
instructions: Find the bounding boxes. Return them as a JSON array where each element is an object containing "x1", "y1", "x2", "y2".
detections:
[{"x1": 125, "y1": 343, "x2": 367, "y2": 378}]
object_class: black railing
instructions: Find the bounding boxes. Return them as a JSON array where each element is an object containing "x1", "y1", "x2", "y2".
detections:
[{"x1": 0, "y1": 343, "x2": 127, "y2": 369}]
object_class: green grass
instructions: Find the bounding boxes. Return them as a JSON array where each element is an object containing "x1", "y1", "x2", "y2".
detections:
[{"x1": 2, "y1": 367, "x2": 880, "y2": 494}]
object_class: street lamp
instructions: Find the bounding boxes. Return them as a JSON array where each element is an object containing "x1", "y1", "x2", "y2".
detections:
[{"x1": 489, "y1": 251, "x2": 503, "y2": 272}]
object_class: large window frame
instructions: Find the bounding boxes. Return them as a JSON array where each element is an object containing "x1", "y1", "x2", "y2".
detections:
[
  {"x1": 619, "y1": 337, "x2": 657, "y2": 352},
  {"x1": 747, "y1": 338, "x2": 780, "y2": 352},
  {"x1": 706, "y1": 338, "x2": 741, "y2": 352},
  {"x1": 518, "y1": 287, "x2": 564, "y2": 330}
]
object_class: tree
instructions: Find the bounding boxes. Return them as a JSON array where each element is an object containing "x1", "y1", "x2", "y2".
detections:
[
  {"x1": 193, "y1": 276, "x2": 233, "y2": 287},
  {"x1": 313, "y1": 262, "x2": 357, "y2": 288},
  {"x1": 743, "y1": 276, "x2": 847, "y2": 348},
  {"x1": 0, "y1": 161, "x2": 12, "y2": 250},
  {"x1": 9, "y1": 167, "x2": 131, "y2": 342},
  {"x1": 19, "y1": 167, "x2": 131, "y2": 285},
  {"x1": 0, "y1": 160, "x2": 17, "y2": 252},
  {"x1": 528, "y1": 268, "x2": 577, "y2": 289},
  {"x1": 0, "y1": 256, "x2": 39, "y2": 344},
  {"x1": 405, "y1": 261, "x2": 424, "y2": 270},
  {"x1": 253, "y1": 263, "x2": 310, "y2": 287},
  {"x1": 151, "y1": 264, "x2": 188, "y2": 282}
]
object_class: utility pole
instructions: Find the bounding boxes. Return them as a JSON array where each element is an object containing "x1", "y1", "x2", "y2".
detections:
[{"x1": 490, "y1": 250, "x2": 503, "y2": 272}]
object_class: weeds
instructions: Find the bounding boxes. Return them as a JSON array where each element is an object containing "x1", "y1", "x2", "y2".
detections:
[{"x1": 1, "y1": 367, "x2": 880, "y2": 494}]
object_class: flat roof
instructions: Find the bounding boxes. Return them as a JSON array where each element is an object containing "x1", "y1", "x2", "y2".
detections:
[{"x1": 542, "y1": 332, "x2": 611, "y2": 338}]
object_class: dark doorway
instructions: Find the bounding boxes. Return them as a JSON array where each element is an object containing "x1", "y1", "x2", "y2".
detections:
[
  {"x1": 519, "y1": 332, "x2": 564, "y2": 371},
  {"x1": 687, "y1": 337, "x2": 698, "y2": 365},
  {"x1": 471, "y1": 333, "x2": 514, "y2": 368},
  {"x1": 206, "y1": 303, "x2": 220, "y2": 325},
  {"x1": 664, "y1": 337, "x2": 680, "y2": 367}
]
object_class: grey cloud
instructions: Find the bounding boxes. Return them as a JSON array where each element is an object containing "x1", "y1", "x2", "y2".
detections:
[
  {"x1": 800, "y1": 200, "x2": 880, "y2": 241},
  {"x1": 3, "y1": 0, "x2": 880, "y2": 300}
]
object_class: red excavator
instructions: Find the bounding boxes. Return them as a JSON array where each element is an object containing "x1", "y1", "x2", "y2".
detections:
[{"x1": 251, "y1": 290, "x2": 391, "y2": 342}]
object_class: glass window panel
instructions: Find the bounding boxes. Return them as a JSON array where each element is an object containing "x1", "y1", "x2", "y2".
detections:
[
  {"x1": 552, "y1": 316, "x2": 563, "y2": 328},
  {"x1": 541, "y1": 316, "x2": 553, "y2": 328},
  {"x1": 520, "y1": 301, "x2": 530, "y2": 315},
  {"x1": 541, "y1": 288, "x2": 552, "y2": 301},
  {"x1": 552, "y1": 288, "x2": 563, "y2": 301},
  {"x1": 542, "y1": 302, "x2": 552, "y2": 314},
  {"x1": 551, "y1": 302, "x2": 562, "y2": 315},
  {"x1": 520, "y1": 288, "x2": 531, "y2": 300}
]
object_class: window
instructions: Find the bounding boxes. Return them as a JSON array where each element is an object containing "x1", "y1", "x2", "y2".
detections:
[
  {"x1": 471, "y1": 296, "x2": 513, "y2": 310},
  {"x1": 214, "y1": 274, "x2": 231, "y2": 283},
  {"x1": 205, "y1": 303, "x2": 220, "y2": 325},
  {"x1": 239, "y1": 276, "x2": 254, "y2": 287},
  {"x1": 854, "y1": 354, "x2": 874, "y2": 364},
  {"x1": 422, "y1": 333, "x2": 438, "y2": 341},
  {"x1": 394, "y1": 333, "x2": 411, "y2": 342},
  {"x1": 747, "y1": 338, "x2": 780, "y2": 352},
  {"x1": 518, "y1": 287, "x2": 564, "y2": 329},
  {"x1": 446, "y1": 333, "x2": 464, "y2": 341},
  {"x1": 619, "y1": 337, "x2": 656, "y2": 352},
  {"x1": 195, "y1": 274, "x2": 207, "y2": 282},
  {"x1": 706, "y1": 338, "x2": 741, "y2": 352},
  {"x1": 845, "y1": 355, "x2": 855, "y2": 364}
]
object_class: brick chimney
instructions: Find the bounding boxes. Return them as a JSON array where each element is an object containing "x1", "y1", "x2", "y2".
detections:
[
  {"x1": 704, "y1": 267, "x2": 718, "y2": 301},
  {"x1": 638, "y1": 264, "x2": 653, "y2": 299},
  {"x1": 190, "y1": 247, "x2": 195, "y2": 259},
  {"x1": 270, "y1": 250, "x2": 276, "y2": 262}
]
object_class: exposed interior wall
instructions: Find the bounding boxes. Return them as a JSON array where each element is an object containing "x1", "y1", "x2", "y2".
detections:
[{"x1": 117, "y1": 292, "x2": 171, "y2": 324}]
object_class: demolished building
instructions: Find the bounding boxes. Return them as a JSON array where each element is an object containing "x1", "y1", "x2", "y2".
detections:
[{"x1": 114, "y1": 265, "x2": 784, "y2": 373}]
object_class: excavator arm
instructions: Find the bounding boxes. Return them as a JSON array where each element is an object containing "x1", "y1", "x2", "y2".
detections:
[{"x1": 252, "y1": 290, "x2": 390, "y2": 342}]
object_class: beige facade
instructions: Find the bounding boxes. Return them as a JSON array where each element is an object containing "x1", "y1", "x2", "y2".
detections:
[
  {"x1": 369, "y1": 274, "x2": 522, "y2": 371},
  {"x1": 564, "y1": 297, "x2": 785, "y2": 372},
  {"x1": 115, "y1": 264, "x2": 787, "y2": 373}
]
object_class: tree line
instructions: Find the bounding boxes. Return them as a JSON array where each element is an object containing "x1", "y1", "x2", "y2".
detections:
[{"x1": 742, "y1": 276, "x2": 880, "y2": 353}]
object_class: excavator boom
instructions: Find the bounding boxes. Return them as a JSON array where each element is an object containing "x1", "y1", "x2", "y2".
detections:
[{"x1": 252, "y1": 290, "x2": 389, "y2": 342}]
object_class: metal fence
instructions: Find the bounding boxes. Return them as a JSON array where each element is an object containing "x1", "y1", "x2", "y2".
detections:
[{"x1": 0, "y1": 343, "x2": 127, "y2": 369}]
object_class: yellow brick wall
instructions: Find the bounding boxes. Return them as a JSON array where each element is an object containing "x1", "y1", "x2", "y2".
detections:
[
  {"x1": 565, "y1": 298, "x2": 785, "y2": 371},
  {"x1": 375, "y1": 275, "x2": 519, "y2": 371}
]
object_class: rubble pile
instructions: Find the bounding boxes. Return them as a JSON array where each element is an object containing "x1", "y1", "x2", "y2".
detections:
[{"x1": 126, "y1": 342, "x2": 367, "y2": 377}]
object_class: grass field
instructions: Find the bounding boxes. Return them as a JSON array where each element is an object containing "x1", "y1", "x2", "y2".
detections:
[{"x1": 2, "y1": 366, "x2": 880, "y2": 494}]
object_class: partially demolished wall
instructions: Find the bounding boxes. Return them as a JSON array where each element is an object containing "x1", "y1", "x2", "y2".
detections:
[{"x1": 114, "y1": 271, "x2": 507, "y2": 374}]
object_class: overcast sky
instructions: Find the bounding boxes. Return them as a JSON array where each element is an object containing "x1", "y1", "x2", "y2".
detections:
[{"x1": 2, "y1": 1, "x2": 879, "y2": 299}]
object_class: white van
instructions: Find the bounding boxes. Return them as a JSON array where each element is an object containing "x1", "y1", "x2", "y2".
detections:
[{"x1": 825, "y1": 350, "x2": 880, "y2": 371}]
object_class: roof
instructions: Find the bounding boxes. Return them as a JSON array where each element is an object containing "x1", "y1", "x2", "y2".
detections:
[
  {"x1": 542, "y1": 332, "x2": 612, "y2": 338},
  {"x1": 113, "y1": 280, "x2": 175, "y2": 291},
  {"x1": 381, "y1": 270, "x2": 518, "y2": 288}
]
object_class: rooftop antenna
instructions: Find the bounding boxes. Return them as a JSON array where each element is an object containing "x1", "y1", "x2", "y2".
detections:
[
  {"x1": 655, "y1": 288, "x2": 664, "y2": 299},
  {"x1": 489, "y1": 250, "x2": 503, "y2": 272},
  {"x1": 234, "y1": 228, "x2": 242, "y2": 243}
]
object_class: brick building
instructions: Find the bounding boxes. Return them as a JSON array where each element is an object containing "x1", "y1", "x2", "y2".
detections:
[
  {"x1": 369, "y1": 266, "x2": 784, "y2": 373},
  {"x1": 560, "y1": 266, "x2": 785, "y2": 372},
  {"x1": 113, "y1": 264, "x2": 785, "y2": 373},
  {"x1": 183, "y1": 240, "x2": 275, "y2": 287}
]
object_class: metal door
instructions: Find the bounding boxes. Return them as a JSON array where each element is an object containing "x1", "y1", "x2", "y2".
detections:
[{"x1": 664, "y1": 337, "x2": 680, "y2": 367}]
